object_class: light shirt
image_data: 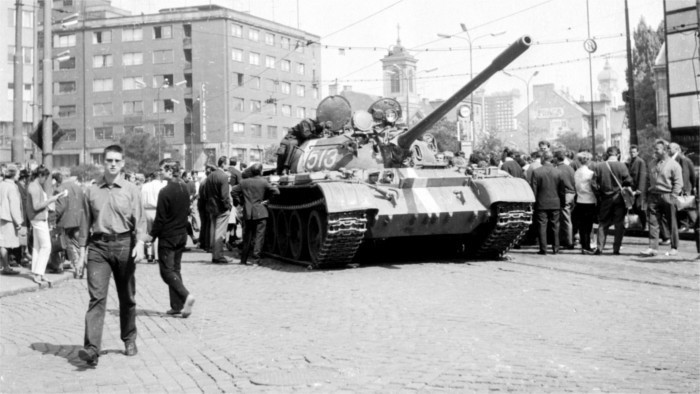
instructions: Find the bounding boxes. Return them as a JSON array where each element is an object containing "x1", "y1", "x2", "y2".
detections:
[
  {"x1": 141, "y1": 179, "x2": 166, "y2": 210},
  {"x1": 574, "y1": 165, "x2": 596, "y2": 204}
]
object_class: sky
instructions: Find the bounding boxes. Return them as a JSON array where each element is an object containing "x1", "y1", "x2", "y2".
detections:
[{"x1": 109, "y1": 0, "x2": 664, "y2": 108}]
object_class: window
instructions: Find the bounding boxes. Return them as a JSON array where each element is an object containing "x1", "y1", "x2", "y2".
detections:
[
  {"x1": 154, "y1": 25, "x2": 172, "y2": 39},
  {"x1": 249, "y1": 52, "x2": 260, "y2": 66},
  {"x1": 281, "y1": 82, "x2": 291, "y2": 94},
  {"x1": 93, "y1": 103, "x2": 113, "y2": 116},
  {"x1": 296, "y1": 107, "x2": 306, "y2": 118},
  {"x1": 296, "y1": 63, "x2": 305, "y2": 74},
  {"x1": 184, "y1": 73, "x2": 192, "y2": 88},
  {"x1": 153, "y1": 50, "x2": 173, "y2": 64},
  {"x1": 183, "y1": 24, "x2": 191, "y2": 38},
  {"x1": 249, "y1": 76, "x2": 260, "y2": 89},
  {"x1": 124, "y1": 125, "x2": 144, "y2": 134},
  {"x1": 93, "y1": 31, "x2": 111, "y2": 44},
  {"x1": 122, "y1": 77, "x2": 145, "y2": 90},
  {"x1": 62, "y1": 129, "x2": 77, "y2": 142},
  {"x1": 153, "y1": 74, "x2": 174, "y2": 88},
  {"x1": 280, "y1": 37, "x2": 290, "y2": 49},
  {"x1": 231, "y1": 24, "x2": 242, "y2": 37},
  {"x1": 250, "y1": 100, "x2": 261, "y2": 113},
  {"x1": 92, "y1": 54, "x2": 112, "y2": 68},
  {"x1": 267, "y1": 125, "x2": 278, "y2": 139},
  {"x1": 390, "y1": 72, "x2": 400, "y2": 93},
  {"x1": 123, "y1": 27, "x2": 143, "y2": 42},
  {"x1": 8, "y1": 9, "x2": 33, "y2": 27},
  {"x1": 313, "y1": 87, "x2": 319, "y2": 99},
  {"x1": 184, "y1": 48, "x2": 192, "y2": 63},
  {"x1": 265, "y1": 55, "x2": 275, "y2": 68},
  {"x1": 56, "y1": 57, "x2": 75, "y2": 70},
  {"x1": 281, "y1": 104, "x2": 291, "y2": 117},
  {"x1": 93, "y1": 78, "x2": 113, "y2": 92},
  {"x1": 7, "y1": 46, "x2": 33, "y2": 64},
  {"x1": 232, "y1": 122, "x2": 244, "y2": 133},
  {"x1": 250, "y1": 124, "x2": 262, "y2": 137},
  {"x1": 56, "y1": 105, "x2": 76, "y2": 118},
  {"x1": 122, "y1": 52, "x2": 143, "y2": 66},
  {"x1": 296, "y1": 85, "x2": 305, "y2": 97},
  {"x1": 94, "y1": 127, "x2": 114, "y2": 140},
  {"x1": 55, "y1": 81, "x2": 76, "y2": 95},
  {"x1": 265, "y1": 33, "x2": 274, "y2": 45},
  {"x1": 123, "y1": 100, "x2": 143, "y2": 115},
  {"x1": 91, "y1": 153, "x2": 105, "y2": 165},
  {"x1": 7, "y1": 83, "x2": 32, "y2": 101},
  {"x1": 164, "y1": 99, "x2": 175, "y2": 113},
  {"x1": 54, "y1": 34, "x2": 76, "y2": 48},
  {"x1": 231, "y1": 48, "x2": 243, "y2": 62},
  {"x1": 264, "y1": 79, "x2": 276, "y2": 92},
  {"x1": 234, "y1": 72, "x2": 244, "y2": 86},
  {"x1": 157, "y1": 124, "x2": 175, "y2": 138},
  {"x1": 280, "y1": 59, "x2": 291, "y2": 72},
  {"x1": 248, "y1": 29, "x2": 259, "y2": 41},
  {"x1": 232, "y1": 98, "x2": 244, "y2": 112},
  {"x1": 295, "y1": 40, "x2": 305, "y2": 53},
  {"x1": 266, "y1": 102, "x2": 277, "y2": 116}
]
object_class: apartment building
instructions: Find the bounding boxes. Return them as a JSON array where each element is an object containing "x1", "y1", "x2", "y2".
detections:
[{"x1": 49, "y1": 2, "x2": 320, "y2": 168}]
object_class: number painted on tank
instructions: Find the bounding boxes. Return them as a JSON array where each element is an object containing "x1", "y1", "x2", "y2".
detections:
[{"x1": 304, "y1": 147, "x2": 341, "y2": 171}]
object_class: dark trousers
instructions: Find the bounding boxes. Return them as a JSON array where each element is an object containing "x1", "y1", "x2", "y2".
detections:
[
  {"x1": 199, "y1": 210, "x2": 210, "y2": 251},
  {"x1": 157, "y1": 233, "x2": 189, "y2": 311},
  {"x1": 62, "y1": 227, "x2": 81, "y2": 273},
  {"x1": 574, "y1": 203, "x2": 596, "y2": 251},
  {"x1": 84, "y1": 237, "x2": 136, "y2": 353},
  {"x1": 597, "y1": 194, "x2": 626, "y2": 253},
  {"x1": 209, "y1": 211, "x2": 230, "y2": 262},
  {"x1": 241, "y1": 218, "x2": 267, "y2": 265},
  {"x1": 536, "y1": 209, "x2": 560, "y2": 253},
  {"x1": 560, "y1": 193, "x2": 575, "y2": 247},
  {"x1": 648, "y1": 193, "x2": 679, "y2": 249}
]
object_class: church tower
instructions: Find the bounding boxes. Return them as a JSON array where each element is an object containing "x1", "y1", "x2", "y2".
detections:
[
  {"x1": 380, "y1": 25, "x2": 419, "y2": 124},
  {"x1": 597, "y1": 58, "x2": 619, "y2": 107}
]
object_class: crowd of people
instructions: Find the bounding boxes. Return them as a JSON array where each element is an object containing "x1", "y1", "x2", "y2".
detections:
[{"x1": 457, "y1": 139, "x2": 698, "y2": 257}]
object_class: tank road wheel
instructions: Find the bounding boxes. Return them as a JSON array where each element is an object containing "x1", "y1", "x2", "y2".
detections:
[
  {"x1": 288, "y1": 211, "x2": 306, "y2": 260},
  {"x1": 264, "y1": 210, "x2": 278, "y2": 254},
  {"x1": 276, "y1": 210, "x2": 290, "y2": 258},
  {"x1": 307, "y1": 209, "x2": 327, "y2": 267}
]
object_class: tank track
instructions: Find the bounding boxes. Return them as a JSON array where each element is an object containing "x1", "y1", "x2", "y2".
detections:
[
  {"x1": 265, "y1": 200, "x2": 367, "y2": 269},
  {"x1": 474, "y1": 202, "x2": 533, "y2": 259}
]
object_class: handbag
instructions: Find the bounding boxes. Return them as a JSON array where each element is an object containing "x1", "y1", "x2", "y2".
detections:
[
  {"x1": 672, "y1": 194, "x2": 696, "y2": 211},
  {"x1": 606, "y1": 162, "x2": 634, "y2": 210}
]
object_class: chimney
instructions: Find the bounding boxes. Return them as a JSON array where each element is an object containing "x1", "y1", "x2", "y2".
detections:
[{"x1": 329, "y1": 83, "x2": 338, "y2": 96}]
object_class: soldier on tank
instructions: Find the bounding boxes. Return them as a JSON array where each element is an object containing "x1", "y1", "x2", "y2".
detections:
[{"x1": 275, "y1": 119, "x2": 333, "y2": 175}]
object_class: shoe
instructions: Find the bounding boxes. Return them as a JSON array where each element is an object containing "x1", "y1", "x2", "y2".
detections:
[
  {"x1": 665, "y1": 249, "x2": 678, "y2": 256},
  {"x1": 593, "y1": 249, "x2": 602, "y2": 255},
  {"x1": 78, "y1": 348, "x2": 99, "y2": 366},
  {"x1": 582, "y1": 249, "x2": 595, "y2": 255},
  {"x1": 211, "y1": 258, "x2": 231, "y2": 264},
  {"x1": 32, "y1": 275, "x2": 43, "y2": 285},
  {"x1": 182, "y1": 295, "x2": 195, "y2": 318},
  {"x1": 640, "y1": 248, "x2": 658, "y2": 257},
  {"x1": 551, "y1": 249, "x2": 559, "y2": 255},
  {"x1": 151, "y1": 259, "x2": 159, "y2": 265},
  {"x1": 679, "y1": 226, "x2": 689, "y2": 233},
  {"x1": 660, "y1": 240, "x2": 671, "y2": 246},
  {"x1": 612, "y1": 250, "x2": 621, "y2": 255},
  {"x1": 536, "y1": 251, "x2": 547, "y2": 255},
  {"x1": 166, "y1": 309, "x2": 182, "y2": 315},
  {"x1": 125, "y1": 342, "x2": 138, "y2": 356},
  {"x1": 1, "y1": 267, "x2": 20, "y2": 276}
]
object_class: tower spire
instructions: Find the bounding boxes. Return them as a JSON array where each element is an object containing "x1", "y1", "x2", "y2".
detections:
[{"x1": 396, "y1": 23, "x2": 401, "y2": 46}]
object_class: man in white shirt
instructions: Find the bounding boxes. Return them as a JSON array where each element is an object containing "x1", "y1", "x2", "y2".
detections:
[{"x1": 141, "y1": 170, "x2": 166, "y2": 263}]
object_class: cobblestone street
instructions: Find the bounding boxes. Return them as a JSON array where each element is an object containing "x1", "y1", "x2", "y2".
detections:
[{"x1": 1, "y1": 237, "x2": 698, "y2": 393}]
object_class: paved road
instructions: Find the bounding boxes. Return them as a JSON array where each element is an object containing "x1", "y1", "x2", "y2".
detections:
[{"x1": 0, "y1": 237, "x2": 698, "y2": 393}]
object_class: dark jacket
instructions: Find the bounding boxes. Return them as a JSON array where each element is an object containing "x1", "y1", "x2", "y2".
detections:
[
  {"x1": 150, "y1": 178, "x2": 190, "y2": 240},
  {"x1": 231, "y1": 176, "x2": 280, "y2": 220},
  {"x1": 593, "y1": 160, "x2": 632, "y2": 197},
  {"x1": 530, "y1": 162, "x2": 563, "y2": 210},
  {"x1": 555, "y1": 161, "x2": 576, "y2": 194},
  {"x1": 675, "y1": 154, "x2": 696, "y2": 194},
  {"x1": 501, "y1": 159, "x2": 523, "y2": 178},
  {"x1": 228, "y1": 166, "x2": 242, "y2": 187},
  {"x1": 55, "y1": 180, "x2": 85, "y2": 229},
  {"x1": 203, "y1": 168, "x2": 232, "y2": 215},
  {"x1": 627, "y1": 156, "x2": 648, "y2": 196}
]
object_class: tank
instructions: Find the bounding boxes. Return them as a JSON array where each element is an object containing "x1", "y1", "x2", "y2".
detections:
[{"x1": 266, "y1": 36, "x2": 536, "y2": 269}]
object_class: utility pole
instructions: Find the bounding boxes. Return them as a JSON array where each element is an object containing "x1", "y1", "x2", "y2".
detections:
[
  {"x1": 586, "y1": 0, "x2": 596, "y2": 154},
  {"x1": 625, "y1": 0, "x2": 638, "y2": 145},
  {"x1": 12, "y1": 0, "x2": 25, "y2": 163},
  {"x1": 42, "y1": 0, "x2": 53, "y2": 168}
]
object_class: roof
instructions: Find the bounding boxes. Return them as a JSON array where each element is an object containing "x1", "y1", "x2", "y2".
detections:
[{"x1": 654, "y1": 42, "x2": 666, "y2": 67}]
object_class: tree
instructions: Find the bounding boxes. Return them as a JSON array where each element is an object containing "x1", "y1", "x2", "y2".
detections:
[
  {"x1": 628, "y1": 18, "x2": 664, "y2": 129},
  {"x1": 118, "y1": 132, "x2": 160, "y2": 175},
  {"x1": 474, "y1": 133, "x2": 504, "y2": 155},
  {"x1": 263, "y1": 144, "x2": 278, "y2": 165},
  {"x1": 555, "y1": 131, "x2": 605, "y2": 153},
  {"x1": 70, "y1": 164, "x2": 102, "y2": 183},
  {"x1": 427, "y1": 118, "x2": 460, "y2": 153},
  {"x1": 636, "y1": 124, "x2": 670, "y2": 162}
]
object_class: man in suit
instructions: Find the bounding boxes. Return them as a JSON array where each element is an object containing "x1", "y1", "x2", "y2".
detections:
[
  {"x1": 554, "y1": 150, "x2": 576, "y2": 248},
  {"x1": 592, "y1": 146, "x2": 633, "y2": 255},
  {"x1": 196, "y1": 165, "x2": 215, "y2": 252},
  {"x1": 204, "y1": 157, "x2": 233, "y2": 264},
  {"x1": 54, "y1": 169, "x2": 86, "y2": 278},
  {"x1": 627, "y1": 145, "x2": 648, "y2": 230},
  {"x1": 231, "y1": 163, "x2": 280, "y2": 266},
  {"x1": 670, "y1": 143, "x2": 696, "y2": 232},
  {"x1": 227, "y1": 157, "x2": 243, "y2": 246},
  {"x1": 530, "y1": 151, "x2": 563, "y2": 255},
  {"x1": 501, "y1": 148, "x2": 523, "y2": 178}
]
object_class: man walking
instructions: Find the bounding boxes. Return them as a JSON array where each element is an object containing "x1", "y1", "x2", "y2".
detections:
[
  {"x1": 641, "y1": 140, "x2": 684, "y2": 257},
  {"x1": 54, "y1": 168, "x2": 86, "y2": 278},
  {"x1": 627, "y1": 145, "x2": 648, "y2": 230},
  {"x1": 77, "y1": 145, "x2": 146, "y2": 367},
  {"x1": 592, "y1": 146, "x2": 633, "y2": 255},
  {"x1": 530, "y1": 151, "x2": 563, "y2": 255},
  {"x1": 149, "y1": 160, "x2": 195, "y2": 317},
  {"x1": 232, "y1": 163, "x2": 280, "y2": 265},
  {"x1": 141, "y1": 171, "x2": 165, "y2": 263},
  {"x1": 204, "y1": 157, "x2": 233, "y2": 264},
  {"x1": 670, "y1": 143, "x2": 697, "y2": 232}
]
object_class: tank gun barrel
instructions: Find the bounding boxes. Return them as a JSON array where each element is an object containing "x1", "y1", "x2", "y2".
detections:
[{"x1": 397, "y1": 35, "x2": 532, "y2": 150}]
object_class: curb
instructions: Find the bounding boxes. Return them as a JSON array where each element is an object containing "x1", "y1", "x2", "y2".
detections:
[{"x1": 0, "y1": 270, "x2": 76, "y2": 298}]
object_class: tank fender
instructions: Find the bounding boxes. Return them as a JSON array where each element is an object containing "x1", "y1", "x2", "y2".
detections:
[
  {"x1": 469, "y1": 177, "x2": 535, "y2": 207},
  {"x1": 316, "y1": 182, "x2": 378, "y2": 214}
]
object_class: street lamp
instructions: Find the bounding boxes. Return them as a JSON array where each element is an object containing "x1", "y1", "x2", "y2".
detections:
[
  {"x1": 502, "y1": 70, "x2": 539, "y2": 153},
  {"x1": 437, "y1": 28, "x2": 505, "y2": 140}
]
